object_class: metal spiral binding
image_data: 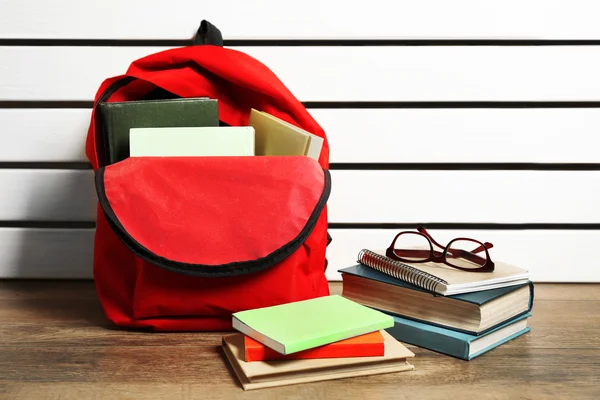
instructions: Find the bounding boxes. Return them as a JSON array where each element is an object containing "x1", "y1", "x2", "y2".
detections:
[{"x1": 357, "y1": 249, "x2": 447, "y2": 293}]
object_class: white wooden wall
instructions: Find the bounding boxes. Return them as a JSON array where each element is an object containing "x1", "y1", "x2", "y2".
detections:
[{"x1": 1, "y1": 0, "x2": 600, "y2": 282}]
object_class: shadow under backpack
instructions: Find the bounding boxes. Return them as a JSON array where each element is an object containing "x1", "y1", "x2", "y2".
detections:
[{"x1": 85, "y1": 21, "x2": 332, "y2": 331}]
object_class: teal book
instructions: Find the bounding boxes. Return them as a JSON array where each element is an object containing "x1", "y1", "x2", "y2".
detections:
[
  {"x1": 232, "y1": 295, "x2": 394, "y2": 355},
  {"x1": 386, "y1": 312, "x2": 531, "y2": 360},
  {"x1": 340, "y1": 264, "x2": 534, "y2": 335}
]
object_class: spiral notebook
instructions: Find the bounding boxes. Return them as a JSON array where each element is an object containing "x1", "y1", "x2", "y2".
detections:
[{"x1": 356, "y1": 249, "x2": 530, "y2": 296}]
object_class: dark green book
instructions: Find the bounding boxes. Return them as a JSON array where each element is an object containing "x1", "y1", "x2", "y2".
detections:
[
  {"x1": 339, "y1": 264, "x2": 534, "y2": 335},
  {"x1": 98, "y1": 97, "x2": 219, "y2": 164}
]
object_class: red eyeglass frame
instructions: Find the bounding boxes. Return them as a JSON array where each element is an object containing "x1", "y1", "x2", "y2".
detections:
[{"x1": 385, "y1": 226, "x2": 495, "y2": 272}]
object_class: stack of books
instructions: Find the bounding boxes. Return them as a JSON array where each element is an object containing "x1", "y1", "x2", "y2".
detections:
[
  {"x1": 221, "y1": 295, "x2": 415, "y2": 390},
  {"x1": 339, "y1": 248, "x2": 534, "y2": 360},
  {"x1": 98, "y1": 97, "x2": 324, "y2": 163}
]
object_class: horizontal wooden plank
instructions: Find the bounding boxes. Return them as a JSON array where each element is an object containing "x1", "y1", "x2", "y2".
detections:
[
  {"x1": 0, "y1": 109, "x2": 88, "y2": 162},
  {"x1": 0, "y1": 228, "x2": 94, "y2": 278},
  {"x1": 0, "y1": 228, "x2": 597, "y2": 282},
  {"x1": 0, "y1": 170, "x2": 96, "y2": 221},
  {"x1": 325, "y1": 229, "x2": 600, "y2": 282},
  {"x1": 3, "y1": 46, "x2": 600, "y2": 101},
  {"x1": 1, "y1": 170, "x2": 598, "y2": 223},
  {"x1": 316, "y1": 108, "x2": 600, "y2": 163},
  {"x1": 1, "y1": 1, "x2": 599, "y2": 40},
  {"x1": 329, "y1": 170, "x2": 600, "y2": 223},
  {"x1": 5, "y1": 108, "x2": 600, "y2": 163}
]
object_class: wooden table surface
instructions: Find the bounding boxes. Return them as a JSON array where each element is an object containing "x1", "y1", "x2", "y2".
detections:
[{"x1": 0, "y1": 281, "x2": 598, "y2": 399}]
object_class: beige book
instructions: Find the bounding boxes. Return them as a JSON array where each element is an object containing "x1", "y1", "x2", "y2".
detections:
[
  {"x1": 248, "y1": 108, "x2": 324, "y2": 161},
  {"x1": 221, "y1": 330, "x2": 414, "y2": 391}
]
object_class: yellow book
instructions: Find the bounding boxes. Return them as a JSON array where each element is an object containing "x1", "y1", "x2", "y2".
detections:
[{"x1": 248, "y1": 108, "x2": 323, "y2": 161}]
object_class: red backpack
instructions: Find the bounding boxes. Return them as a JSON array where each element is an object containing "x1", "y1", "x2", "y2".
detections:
[{"x1": 86, "y1": 21, "x2": 331, "y2": 331}]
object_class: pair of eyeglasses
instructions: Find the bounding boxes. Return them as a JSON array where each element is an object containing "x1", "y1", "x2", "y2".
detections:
[{"x1": 385, "y1": 226, "x2": 495, "y2": 272}]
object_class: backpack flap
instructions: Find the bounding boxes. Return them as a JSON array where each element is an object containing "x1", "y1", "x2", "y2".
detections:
[{"x1": 95, "y1": 156, "x2": 331, "y2": 277}]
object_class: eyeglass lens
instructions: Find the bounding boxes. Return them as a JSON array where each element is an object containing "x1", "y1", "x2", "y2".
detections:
[
  {"x1": 392, "y1": 232, "x2": 432, "y2": 262},
  {"x1": 445, "y1": 239, "x2": 488, "y2": 269}
]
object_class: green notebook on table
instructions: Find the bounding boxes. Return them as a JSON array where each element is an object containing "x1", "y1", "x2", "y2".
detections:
[
  {"x1": 98, "y1": 97, "x2": 219, "y2": 164},
  {"x1": 232, "y1": 295, "x2": 394, "y2": 355}
]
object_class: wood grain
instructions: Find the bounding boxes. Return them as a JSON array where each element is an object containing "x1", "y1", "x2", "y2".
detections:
[{"x1": 0, "y1": 281, "x2": 598, "y2": 399}]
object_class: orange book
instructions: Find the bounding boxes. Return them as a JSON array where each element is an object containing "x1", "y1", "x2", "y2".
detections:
[{"x1": 243, "y1": 331, "x2": 385, "y2": 362}]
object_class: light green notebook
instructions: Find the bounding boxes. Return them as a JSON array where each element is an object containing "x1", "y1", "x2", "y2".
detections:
[
  {"x1": 232, "y1": 295, "x2": 394, "y2": 355},
  {"x1": 129, "y1": 126, "x2": 255, "y2": 157}
]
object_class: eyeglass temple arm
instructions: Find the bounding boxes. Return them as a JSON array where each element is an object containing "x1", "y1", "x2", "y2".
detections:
[
  {"x1": 416, "y1": 226, "x2": 446, "y2": 249},
  {"x1": 417, "y1": 227, "x2": 493, "y2": 252},
  {"x1": 416, "y1": 226, "x2": 494, "y2": 264},
  {"x1": 447, "y1": 242, "x2": 494, "y2": 268},
  {"x1": 470, "y1": 242, "x2": 494, "y2": 253},
  {"x1": 448, "y1": 249, "x2": 490, "y2": 265}
]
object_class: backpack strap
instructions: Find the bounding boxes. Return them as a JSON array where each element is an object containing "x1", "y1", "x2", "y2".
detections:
[{"x1": 194, "y1": 20, "x2": 223, "y2": 46}]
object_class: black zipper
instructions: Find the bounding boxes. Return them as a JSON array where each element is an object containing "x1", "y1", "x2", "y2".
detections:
[{"x1": 95, "y1": 167, "x2": 332, "y2": 278}]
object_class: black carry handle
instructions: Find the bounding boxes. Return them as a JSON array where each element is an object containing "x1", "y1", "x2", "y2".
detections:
[{"x1": 194, "y1": 20, "x2": 223, "y2": 46}]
